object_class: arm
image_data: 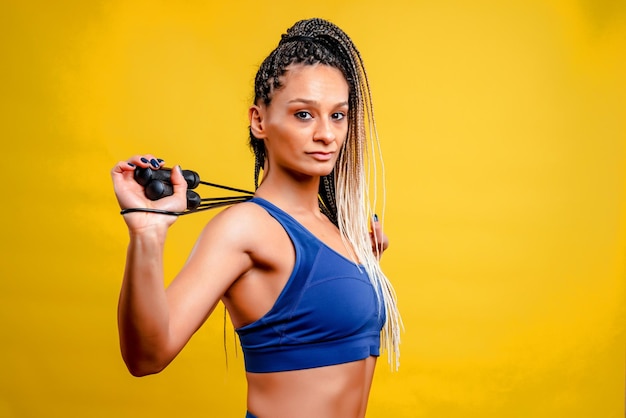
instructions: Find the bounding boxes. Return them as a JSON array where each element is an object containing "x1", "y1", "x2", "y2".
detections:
[
  {"x1": 112, "y1": 156, "x2": 252, "y2": 376},
  {"x1": 117, "y1": 222, "x2": 172, "y2": 376},
  {"x1": 112, "y1": 155, "x2": 187, "y2": 375}
]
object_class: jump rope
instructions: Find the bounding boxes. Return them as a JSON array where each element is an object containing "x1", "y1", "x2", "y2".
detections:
[{"x1": 120, "y1": 167, "x2": 254, "y2": 216}]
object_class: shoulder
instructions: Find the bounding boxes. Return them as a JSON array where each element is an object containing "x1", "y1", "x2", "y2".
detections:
[
  {"x1": 180, "y1": 200, "x2": 275, "y2": 280},
  {"x1": 208, "y1": 199, "x2": 270, "y2": 231},
  {"x1": 196, "y1": 200, "x2": 274, "y2": 253},
  {"x1": 190, "y1": 199, "x2": 295, "y2": 283}
]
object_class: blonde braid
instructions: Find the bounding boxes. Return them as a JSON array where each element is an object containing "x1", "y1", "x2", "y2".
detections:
[{"x1": 329, "y1": 24, "x2": 403, "y2": 370}]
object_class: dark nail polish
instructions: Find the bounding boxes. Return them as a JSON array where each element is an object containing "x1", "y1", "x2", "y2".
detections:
[
  {"x1": 150, "y1": 159, "x2": 159, "y2": 168},
  {"x1": 140, "y1": 157, "x2": 149, "y2": 164},
  {"x1": 157, "y1": 158, "x2": 164, "y2": 163},
  {"x1": 373, "y1": 214, "x2": 379, "y2": 222},
  {"x1": 127, "y1": 162, "x2": 136, "y2": 167}
]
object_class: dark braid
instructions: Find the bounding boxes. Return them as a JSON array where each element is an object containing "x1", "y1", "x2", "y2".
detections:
[
  {"x1": 248, "y1": 18, "x2": 364, "y2": 225},
  {"x1": 252, "y1": 20, "x2": 356, "y2": 106}
]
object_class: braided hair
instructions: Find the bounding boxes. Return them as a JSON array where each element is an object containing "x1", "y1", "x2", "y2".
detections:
[{"x1": 249, "y1": 18, "x2": 402, "y2": 369}]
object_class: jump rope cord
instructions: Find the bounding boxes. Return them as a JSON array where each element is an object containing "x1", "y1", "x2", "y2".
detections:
[
  {"x1": 120, "y1": 197, "x2": 252, "y2": 216},
  {"x1": 196, "y1": 180, "x2": 254, "y2": 196}
]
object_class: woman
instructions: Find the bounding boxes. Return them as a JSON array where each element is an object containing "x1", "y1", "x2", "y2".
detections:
[{"x1": 111, "y1": 18, "x2": 401, "y2": 418}]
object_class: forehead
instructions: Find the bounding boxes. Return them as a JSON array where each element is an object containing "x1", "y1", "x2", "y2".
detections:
[{"x1": 273, "y1": 64, "x2": 349, "y2": 103}]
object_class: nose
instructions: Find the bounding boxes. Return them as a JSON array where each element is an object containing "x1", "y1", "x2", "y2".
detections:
[{"x1": 313, "y1": 118, "x2": 336, "y2": 144}]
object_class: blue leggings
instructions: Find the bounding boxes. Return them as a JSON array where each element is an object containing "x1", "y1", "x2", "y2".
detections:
[{"x1": 246, "y1": 412, "x2": 258, "y2": 418}]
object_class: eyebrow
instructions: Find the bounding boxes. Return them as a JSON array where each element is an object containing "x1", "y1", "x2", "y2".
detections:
[{"x1": 287, "y1": 98, "x2": 349, "y2": 107}]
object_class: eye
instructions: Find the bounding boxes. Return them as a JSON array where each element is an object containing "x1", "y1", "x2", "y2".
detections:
[
  {"x1": 332, "y1": 112, "x2": 346, "y2": 121},
  {"x1": 295, "y1": 111, "x2": 312, "y2": 120}
]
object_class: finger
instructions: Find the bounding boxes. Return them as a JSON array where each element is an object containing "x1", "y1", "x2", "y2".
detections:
[
  {"x1": 111, "y1": 160, "x2": 137, "y2": 176},
  {"x1": 370, "y1": 231, "x2": 388, "y2": 251},
  {"x1": 370, "y1": 214, "x2": 389, "y2": 256},
  {"x1": 370, "y1": 214, "x2": 383, "y2": 242},
  {"x1": 170, "y1": 165, "x2": 188, "y2": 194},
  {"x1": 129, "y1": 154, "x2": 165, "y2": 169}
]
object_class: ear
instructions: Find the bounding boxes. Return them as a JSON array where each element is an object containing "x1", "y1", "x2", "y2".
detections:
[{"x1": 248, "y1": 104, "x2": 267, "y2": 139}]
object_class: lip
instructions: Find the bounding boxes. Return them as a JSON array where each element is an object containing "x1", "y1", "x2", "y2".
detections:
[{"x1": 307, "y1": 151, "x2": 334, "y2": 161}]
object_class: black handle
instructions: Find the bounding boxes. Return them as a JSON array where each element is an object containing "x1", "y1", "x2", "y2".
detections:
[
  {"x1": 144, "y1": 179, "x2": 172, "y2": 200},
  {"x1": 186, "y1": 190, "x2": 201, "y2": 210},
  {"x1": 134, "y1": 167, "x2": 200, "y2": 189},
  {"x1": 144, "y1": 180, "x2": 200, "y2": 210}
]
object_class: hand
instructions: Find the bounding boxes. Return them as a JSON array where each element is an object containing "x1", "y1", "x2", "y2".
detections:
[
  {"x1": 111, "y1": 155, "x2": 188, "y2": 230},
  {"x1": 370, "y1": 214, "x2": 389, "y2": 259}
]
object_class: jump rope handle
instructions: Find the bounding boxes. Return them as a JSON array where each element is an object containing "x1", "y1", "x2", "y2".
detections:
[
  {"x1": 134, "y1": 167, "x2": 201, "y2": 210},
  {"x1": 134, "y1": 166, "x2": 200, "y2": 188}
]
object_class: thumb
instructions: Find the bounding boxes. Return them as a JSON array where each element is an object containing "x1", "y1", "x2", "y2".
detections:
[{"x1": 170, "y1": 165, "x2": 188, "y2": 193}]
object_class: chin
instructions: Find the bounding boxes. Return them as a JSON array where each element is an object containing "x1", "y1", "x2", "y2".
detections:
[
  {"x1": 289, "y1": 161, "x2": 337, "y2": 179},
  {"x1": 312, "y1": 165, "x2": 336, "y2": 177},
  {"x1": 291, "y1": 168, "x2": 334, "y2": 180}
]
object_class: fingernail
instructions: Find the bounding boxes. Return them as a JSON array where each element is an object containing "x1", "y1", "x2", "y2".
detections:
[
  {"x1": 127, "y1": 162, "x2": 136, "y2": 167},
  {"x1": 157, "y1": 158, "x2": 164, "y2": 163},
  {"x1": 150, "y1": 159, "x2": 159, "y2": 168},
  {"x1": 140, "y1": 157, "x2": 149, "y2": 164},
  {"x1": 373, "y1": 214, "x2": 379, "y2": 222}
]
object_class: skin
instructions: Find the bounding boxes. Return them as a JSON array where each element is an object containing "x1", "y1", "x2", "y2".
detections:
[{"x1": 111, "y1": 64, "x2": 388, "y2": 418}]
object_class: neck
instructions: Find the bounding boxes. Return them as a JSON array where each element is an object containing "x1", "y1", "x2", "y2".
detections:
[{"x1": 254, "y1": 171, "x2": 323, "y2": 215}]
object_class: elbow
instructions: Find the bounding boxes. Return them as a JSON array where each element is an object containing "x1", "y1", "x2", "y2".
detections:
[
  {"x1": 124, "y1": 358, "x2": 167, "y2": 377},
  {"x1": 118, "y1": 332, "x2": 175, "y2": 376},
  {"x1": 122, "y1": 351, "x2": 170, "y2": 377},
  {"x1": 127, "y1": 365, "x2": 160, "y2": 377}
]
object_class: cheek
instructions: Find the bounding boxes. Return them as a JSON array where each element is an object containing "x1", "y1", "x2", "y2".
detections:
[
  {"x1": 266, "y1": 120, "x2": 293, "y2": 143},
  {"x1": 335, "y1": 136, "x2": 347, "y2": 157},
  {"x1": 339, "y1": 124, "x2": 349, "y2": 144}
]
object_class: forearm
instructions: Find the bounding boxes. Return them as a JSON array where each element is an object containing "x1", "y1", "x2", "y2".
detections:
[{"x1": 117, "y1": 225, "x2": 172, "y2": 376}]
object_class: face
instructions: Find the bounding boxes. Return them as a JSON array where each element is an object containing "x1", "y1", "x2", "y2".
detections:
[{"x1": 249, "y1": 64, "x2": 349, "y2": 180}]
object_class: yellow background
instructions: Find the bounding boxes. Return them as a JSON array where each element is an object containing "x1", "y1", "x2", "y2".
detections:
[{"x1": 1, "y1": 0, "x2": 624, "y2": 417}]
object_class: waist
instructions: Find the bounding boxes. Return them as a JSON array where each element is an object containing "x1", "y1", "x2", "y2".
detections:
[{"x1": 246, "y1": 357, "x2": 376, "y2": 418}]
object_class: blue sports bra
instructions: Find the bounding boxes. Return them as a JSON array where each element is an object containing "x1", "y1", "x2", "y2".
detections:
[{"x1": 235, "y1": 197, "x2": 385, "y2": 373}]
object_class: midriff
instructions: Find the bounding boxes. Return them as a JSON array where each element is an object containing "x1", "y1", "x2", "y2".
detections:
[{"x1": 246, "y1": 356, "x2": 377, "y2": 418}]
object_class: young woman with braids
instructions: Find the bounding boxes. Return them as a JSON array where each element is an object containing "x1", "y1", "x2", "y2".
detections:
[{"x1": 111, "y1": 18, "x2": 401, "y2": 418}]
